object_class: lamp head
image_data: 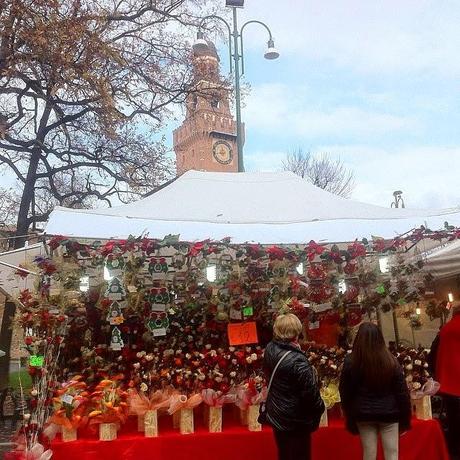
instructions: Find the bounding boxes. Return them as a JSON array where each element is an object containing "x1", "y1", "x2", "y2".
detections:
[
  {"x1": 226, "y1": 0, "x2": 245, "y2": 7},
  {"x1": 264, "y1": 39, "x2": 280, "y2": 60},
  {"x1": 193, "y1": 31, "x2": 210, "y2": 54}
]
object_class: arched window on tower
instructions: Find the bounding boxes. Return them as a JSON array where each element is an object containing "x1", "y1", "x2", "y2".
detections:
[{"x1": 211, "y1": 98, "x2": 220, "y2": 109}]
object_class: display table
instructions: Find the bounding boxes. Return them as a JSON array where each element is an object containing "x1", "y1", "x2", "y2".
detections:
[{"x1": 50, "y1": 416, "x2": 449, "y2": 460}]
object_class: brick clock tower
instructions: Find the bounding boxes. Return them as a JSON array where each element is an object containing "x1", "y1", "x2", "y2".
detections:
[{"x1": 173, "y1": 42, "x2": 242, "y2": 174}]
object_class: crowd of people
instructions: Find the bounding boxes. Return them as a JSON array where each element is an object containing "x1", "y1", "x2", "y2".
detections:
[{"x1": 261, "y1": 305, "x2": 460, "y2": 460}]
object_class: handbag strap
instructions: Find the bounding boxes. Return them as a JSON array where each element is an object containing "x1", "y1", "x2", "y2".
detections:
[{"x1": 267, "y1": 350, "x2": 292, "y2": 394}]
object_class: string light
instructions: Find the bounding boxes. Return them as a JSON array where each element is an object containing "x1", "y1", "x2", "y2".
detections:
[{"x1": 206, "y1": 265, "x2": 217, "y2": 282}]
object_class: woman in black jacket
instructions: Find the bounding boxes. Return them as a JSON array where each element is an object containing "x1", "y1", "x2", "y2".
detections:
[
  {"x1": 263, "y1": 313, "x2": 325, "y2": 460},
  {"x1": 339, "y1": 322, "x2": 411, "y2": 460}
]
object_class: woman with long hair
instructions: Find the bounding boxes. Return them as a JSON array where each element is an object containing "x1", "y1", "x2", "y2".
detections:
[{"x1": 339, "y1": 322, "x2": 411, "y2": 460}]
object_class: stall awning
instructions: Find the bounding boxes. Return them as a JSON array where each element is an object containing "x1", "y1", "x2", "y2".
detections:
[
  {"x1": 45, "y1": 171, "x2": 460, "y2": 244},
  {"x1": 423, "y1": 240, "x2": 460, "y2": 279}
]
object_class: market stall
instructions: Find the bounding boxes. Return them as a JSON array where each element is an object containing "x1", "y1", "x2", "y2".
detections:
[{"x1": 5, "y1": 171, "x2": 459, "y2": 459}]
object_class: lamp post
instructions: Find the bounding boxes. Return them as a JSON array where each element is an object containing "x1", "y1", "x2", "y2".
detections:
[
  {"x1": 193, "y1": 1, "x2": 279, "y2": 172},
  {"x1": 391, "y1": 190, "x2": 405, "y2": 208}
]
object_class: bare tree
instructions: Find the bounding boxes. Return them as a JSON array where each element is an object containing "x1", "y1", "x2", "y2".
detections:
[
  {"x1": 0, "y1": 187, "x2": 19, "y2": 225},
  {"x1": 283, "y1": 148, "x2": 355, "y2": 198},
  {"x1": 0, "y1": 0, "x2": 220, "y2": 247}
]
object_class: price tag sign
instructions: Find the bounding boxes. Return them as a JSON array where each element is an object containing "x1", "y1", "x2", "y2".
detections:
[
  {"x1": 29, "y1": 355, "x2": 44, "y2": 367},
  {"x1": 61, "y1": 394, "x2": 74, "y2": 405},
  {"x1": 229, "y1": 308, "x2": 242, "y2": 320},
  {"x1": 227, "y1": 322, "x2": 258, "y2": 346}
]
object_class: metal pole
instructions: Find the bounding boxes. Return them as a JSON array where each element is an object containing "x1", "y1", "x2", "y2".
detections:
[
  {"x1": 392, "y1": 307, "x2": 400, "y2": 345},
  {"x1": 232, "y1": 7, "x2": 244, "y2": 172}
]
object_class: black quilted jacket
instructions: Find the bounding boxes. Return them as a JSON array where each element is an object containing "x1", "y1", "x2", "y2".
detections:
[
  {"x1": 339, "y1": 354, "x2": 412, "y2": 434},
  {"x1": 263, "y1": 341, "x2": 325, "y2": 432}
]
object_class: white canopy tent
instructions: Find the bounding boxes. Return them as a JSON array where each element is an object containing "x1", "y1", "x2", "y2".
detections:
[
  {"x1": 45, "y1": 171, "x2": 460, "y2": 244},
  {"x1": 422, "y1": 240, "x2": 460, "y2": 279},
  {"x1": 0, "y1": 243, "x2": 44, "y2": 298}
]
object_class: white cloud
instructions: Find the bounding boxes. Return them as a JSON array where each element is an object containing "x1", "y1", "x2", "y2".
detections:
[
  {"x1": 245, "y1": 144, "x2": 460, "y2": 210},
  {"x1": 244, "y1": 83, "x2": 417, "y2": 141},
  {"x1": 318, "y1": 144, "x2": 460, "y2": 209},
  {"x1": 245, "y1": 150, "x2": 284, "y2": 172},
  {"x1": 240, "y1": 0, "x2": 460, "y2": 77}
]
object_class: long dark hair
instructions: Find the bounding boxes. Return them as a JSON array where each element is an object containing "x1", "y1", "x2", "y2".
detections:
[{"x1": 351, "y1": 322, "x2": 397, "y2": 390}]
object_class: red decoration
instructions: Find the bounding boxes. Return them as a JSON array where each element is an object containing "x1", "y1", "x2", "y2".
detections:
[{"x1": 306, "y1": 240, "x2": 325, "y2": 261}]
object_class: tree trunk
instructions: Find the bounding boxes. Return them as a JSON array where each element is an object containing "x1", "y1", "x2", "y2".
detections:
[
  {"x1": 0, "y1": 300, "x2": 16, "y2": 390},
  {"x1": 14, "y1": 151, "x2": 40, "y2": 248},
  {"x1": 14, "y1": 103, "x2": 52, "y2": 248}
]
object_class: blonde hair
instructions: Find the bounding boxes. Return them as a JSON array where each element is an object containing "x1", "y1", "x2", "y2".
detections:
[{"x1": 273, "y1": 313, "x2": 303, "y2": 341}]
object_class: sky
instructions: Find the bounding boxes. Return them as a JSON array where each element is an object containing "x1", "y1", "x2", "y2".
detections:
[{"x1": 174, "y1": 0, "x2": 460, "y2": 209}]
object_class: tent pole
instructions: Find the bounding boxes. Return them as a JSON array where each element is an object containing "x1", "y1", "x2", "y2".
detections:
[{"x1": 392, "y1": 307, "x2": 400, "y2": 345}]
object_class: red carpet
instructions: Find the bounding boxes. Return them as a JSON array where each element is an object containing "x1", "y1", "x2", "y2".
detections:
[{"x1": 50, "y1": 414, "x2": 449, "y2": 460}]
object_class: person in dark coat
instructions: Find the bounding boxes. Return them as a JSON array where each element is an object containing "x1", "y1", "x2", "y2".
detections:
[
  {"x1": 428, "y1": 303, "x2": 460, "y2": 459},
  {"x1": 339, "y1": 322, "x2": 411, "y2": 460},
  {"x1": 263, "y1": 313, "x2": 325, "y2": 460}
]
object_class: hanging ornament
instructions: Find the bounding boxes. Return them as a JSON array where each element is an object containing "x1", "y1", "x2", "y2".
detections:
[
  {"x1": 105, "y1": 253, "x2": 125, "y2": 275},
  {"x1": 344, "y1": 284, "x2": 360, "y2": 303},
  {"x1": 146, "y1": 312, "x2": 169, "y2": 337},
  {"x1": 107, "y1": 301, "x2": 124, "y2": 325},
  {"x1": 147, "y1": 287, "x2": 171, "y2": 311},
  {"x1": 110, "y1": 327, "x2": 124, "y2": 350},
  {"x1": 148, "y1": 257, "x2": 170, "y2": 279},
  {"x1": 105, "y1": 277, "x2": 126, "y2": 301}
]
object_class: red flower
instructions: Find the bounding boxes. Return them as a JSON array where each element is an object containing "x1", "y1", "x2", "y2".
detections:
[
  {"x1": 189, "y1": 240, "x2": 210, "y2": 257},
  {"x1": 347, "y1": 241, "x2": 366, "y2": 259},
  {"x1": 372, "y1": 239, "x2": 387, "y2": 253},
  {"x1": 306, "y1": 241, "x2": 325, "y2": 261},
  {"x1": 48, "y1": 235, "x2": 67, "y2": 250},
  {"x1": 266, "y1": 246, "x2": 286, "y2": 260}
]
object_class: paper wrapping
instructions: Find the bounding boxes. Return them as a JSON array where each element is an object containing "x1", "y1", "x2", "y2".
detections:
[
  {"x1": 208, "y1": 406, "x2": 222, "y2": 433},
  {"x1": 129, "y1": 388, "x2": 174, "y2": 433},
  {"x1": 201, "y1": 389, "x2": 234, "y2": 433},
  {"x1": 320, "y1": 408, "x2": 328, "y2": 427},
  {"x1": 180, "y1": 408, "x2": 194, "y2": 435},
  {"x1": 99, "y1": 423, "x2": 117, "y2": 441},
  {"x1": 144, "y1": 410, "x2": 158, "y2": 437},
  {"x1": 61, "y1": 427, "x2": 77, "y2": 442},
  {"x1": 137, "y1": 413, "x2": 145, "y2": 432},
  {"x1": 248, "y1": 404, "x2": 261, "y2": 432},
  {"x1": 168, "y1": 394, "x2": 202, "y2": 434},
  {"x1": 413, "y1": 395, "x2": 432, "y2": 420}
]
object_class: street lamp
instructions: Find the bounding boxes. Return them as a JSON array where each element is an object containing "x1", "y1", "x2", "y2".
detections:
[
  {"x1": 391, "y1": 190, "x2": 405, "y2": 208},
  {"x1": 193, "y1": 2, "x2": 279, "y2": 172}
]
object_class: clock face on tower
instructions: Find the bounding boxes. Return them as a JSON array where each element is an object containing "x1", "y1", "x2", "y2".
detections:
[{"x1": 212, "y1": 140, "x2": 233, "y2": 165}]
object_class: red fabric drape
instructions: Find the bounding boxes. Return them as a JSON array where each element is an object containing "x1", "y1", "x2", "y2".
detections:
[
  {"x1": 436, "y1": 314, "x2": 460, "y2": 396},
  {"x1": 50, "y1": 417, "x2": 449, "y2": 460}
]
